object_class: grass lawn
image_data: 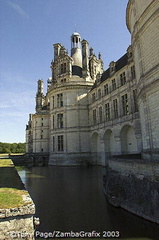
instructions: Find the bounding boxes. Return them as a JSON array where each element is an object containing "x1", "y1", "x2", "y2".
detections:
[
  {"x1": 0, "y1": 188, "x2": 29, "y2": 209},
  {"x1": 0, "y1": 158, "x2": 31, "y2": 209},
  {"x1": 0, "y1": 159, "x2": 14, "y2": 167}
]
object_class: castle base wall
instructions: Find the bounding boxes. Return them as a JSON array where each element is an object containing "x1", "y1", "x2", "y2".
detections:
[
  {"x1": 104, "y1": 158, "x2": 159, "y2": 224},
  {"x1": 142, "y1": 150, "x2": 159, "y2": 161},
  {"x1": 49, "y1": 152, "x2": 96, "y2": 166}
]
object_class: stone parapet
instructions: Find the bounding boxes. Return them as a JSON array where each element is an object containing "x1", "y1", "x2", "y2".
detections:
[
  {"x1": 0, "y1": 159, "x2": 35, "y2": 239},
  {"x1": 109, "y1": 158, "x2": 159, "y2": 179}
]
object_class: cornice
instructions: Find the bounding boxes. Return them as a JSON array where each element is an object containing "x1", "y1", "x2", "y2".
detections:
[{"x1": 48, "y1": 82, "x2": 94, "y2": 94}]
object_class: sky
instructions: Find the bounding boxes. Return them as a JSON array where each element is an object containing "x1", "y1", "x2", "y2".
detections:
[{"x1": 0, "y1": 0, "x2": 130, "y2": 143}]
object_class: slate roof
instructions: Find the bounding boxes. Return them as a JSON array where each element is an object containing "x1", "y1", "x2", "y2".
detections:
[
  {"x1": 101, "y1": 53, "x2": 128, "y2": 82},
  {"x1": 116, "y1": 53, "x2": 128, "y2": 71},
  {"x1": 91, "y1": 53, "x2": 128, "y2": 91}
]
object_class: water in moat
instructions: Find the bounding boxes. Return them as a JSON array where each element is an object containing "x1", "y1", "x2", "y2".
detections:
[{"x1": 18, "y1": 166, "x2": 159, "y2": 239}]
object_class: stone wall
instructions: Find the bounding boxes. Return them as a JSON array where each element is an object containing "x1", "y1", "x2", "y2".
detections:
[
  {"x1": 0, "y1": 201, "x2": 35, "y2": 240},
  {"x1": 0, "y1": 159, "x2": 35, "y2": 239},
  {"x1": 10, "y1": 153, "x2": 49, "y2": 167},
  {"x1": 104, "y1": 159, "x2": 159, "y2": 224}
]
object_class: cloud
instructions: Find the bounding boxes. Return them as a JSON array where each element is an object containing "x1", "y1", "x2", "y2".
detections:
[
  {"x1": 8, "y1": 1, "x2": 29, "y2": 19},
  {"x1": 0, "y1": 104, "x2": 11, "y2": 109},
  {"x1": 0, "y1": 89, "x2": 35, "y2": 125}
]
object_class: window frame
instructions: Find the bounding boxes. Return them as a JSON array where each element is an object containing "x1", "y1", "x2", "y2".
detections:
[
  {"x1": 112, "y1": 79, "x2": 116, "y2": 91},
  {"x1": 120, "y1": 72, "x2": 126, "y2": 86},
  {"x1": 122, "y1": 94, "x2": 129, "y2": 116},
  {"x1": 105, "y1": 103, "x2": 110, "y2": 121},
  {"x1": 99, "y1": 106, "x2": 102, "y2": 123},
  {"x1": 93, "y1": 109, "x2": 97, "y2": 125},
  {"x1": 104, "y1": 84, "x2": 109, "y2": 95},
  {"x1": 57, "y1": 93, "x2": 63, "y2": 107},
  {"x1": 58, "y1": 135, "x2": 64, "y2": 151},
  {"x1": 57, "y1": 113, "x2": 63, "y2": 129},
  {"x1": 113, "y1": 99, "x2": 118, "y2": 118}
]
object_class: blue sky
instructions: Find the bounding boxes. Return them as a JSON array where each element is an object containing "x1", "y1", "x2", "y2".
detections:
[{"x1": 0, "y1": 0, "x2": 130, "y2": 143}]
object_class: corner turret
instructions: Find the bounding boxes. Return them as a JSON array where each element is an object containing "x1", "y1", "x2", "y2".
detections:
[{"x1": 36, "y1": 79, "x2": 44, "y2": 112}]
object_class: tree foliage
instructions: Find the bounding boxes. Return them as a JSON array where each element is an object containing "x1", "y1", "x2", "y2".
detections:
[{"x1": 0, "y1": 142, "x2": 26, "y2": 154}]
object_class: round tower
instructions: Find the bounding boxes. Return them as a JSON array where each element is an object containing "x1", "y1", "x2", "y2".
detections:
[
  {"x1": 126, "y1": 0, "x2": 159, "y2": 160},
  {"x1": 71, "y1": 32, "x2": 82, "y2": 77}
]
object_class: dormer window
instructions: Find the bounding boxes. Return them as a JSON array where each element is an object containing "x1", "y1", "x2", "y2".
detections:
[
  {"x1": 131, "y1": 65, "x2": 136, "y2": 79},
  {"x1": 109, "y1": 61, "x2": 116, "y2": 75},
  {"x1": 127, "y1": 45, "x2": 133, "y2": 60}
]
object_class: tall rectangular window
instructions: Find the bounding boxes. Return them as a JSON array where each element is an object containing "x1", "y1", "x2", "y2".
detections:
[
  {"x1": 120, "y1": 72, "x2": 126, "y2": 86},
  {"x1": 93, "y1": 109, "x2": 97, "y2": 125},
  {"x1": 99, "y1": 106, "x2": 102, "y2": 123},
  {"x1": 52, "y1": 115, "x2": 55, "y2": 129},
  {"x1": 112, "y1": 79, "x2": 116, "y2": 91},
  {"x1": 57, "y1": 113, "x2": 63, "y2": 129},
  {"x1": 52, "y1": 96, "x2": 55, "y2": 109},
  {"x1": 131, "y1": 65, "x2": 136, "y2": 79},
  {"x1": 122, "y1": 94, "x2": 129, "y2": 116},
  {"x1": 104, "y1": 84, "x2": 109, "y2": 95},
  {"x1": 105, "y1": 103, "x2": 110, "y2": 121},
  {"x1": 57, "y1": 93, "x2": 63, "y2": 107},
  {"x1": 113, "y1": 99, "x2": 118, "y2": 118},
  {"x1": 98, "y1": 89, "x2": 101, "y2": 99},
  {"x1": 133, "y1": 89, "x2": 138, "y2": 112},
  {"x1": 53, "y1": 136, "x2": 55, "y2": 152},
  {"x1": 58, "y1": 135, "x2": 64, "y2": 151},
  {"x1": 61, "y1": 63, "x2": 66, "y2": 74}
]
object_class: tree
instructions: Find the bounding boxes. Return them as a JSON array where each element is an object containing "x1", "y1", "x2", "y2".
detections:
[{"x1": 0, "y1": 142, "x2": 26, "y2": 154}]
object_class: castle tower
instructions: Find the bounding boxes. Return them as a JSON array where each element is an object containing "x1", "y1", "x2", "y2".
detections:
[
  {"x1": 71, "y1": 32, "x2": 82, "y2": 77},
  {"x1": 126, "y1": 0, "x2": 159, "y2": 160}
]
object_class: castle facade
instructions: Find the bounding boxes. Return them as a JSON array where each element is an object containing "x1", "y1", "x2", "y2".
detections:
[{"x1": 26, "y1": 0, "x2": 159, "y2": 165}]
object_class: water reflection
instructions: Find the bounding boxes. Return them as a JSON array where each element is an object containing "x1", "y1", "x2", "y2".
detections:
[{"x1": 18, "y1": 166, "x2": 159, "y2": 239}]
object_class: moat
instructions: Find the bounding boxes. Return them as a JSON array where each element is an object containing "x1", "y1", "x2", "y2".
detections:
[{"x1": 18, "y1": 166, "x2": 159, "y2": 239}]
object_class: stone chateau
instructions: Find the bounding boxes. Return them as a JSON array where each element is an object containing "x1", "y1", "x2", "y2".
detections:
[{"x1": 26, "y1": 0, "x2": 159, "y2": 165}]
